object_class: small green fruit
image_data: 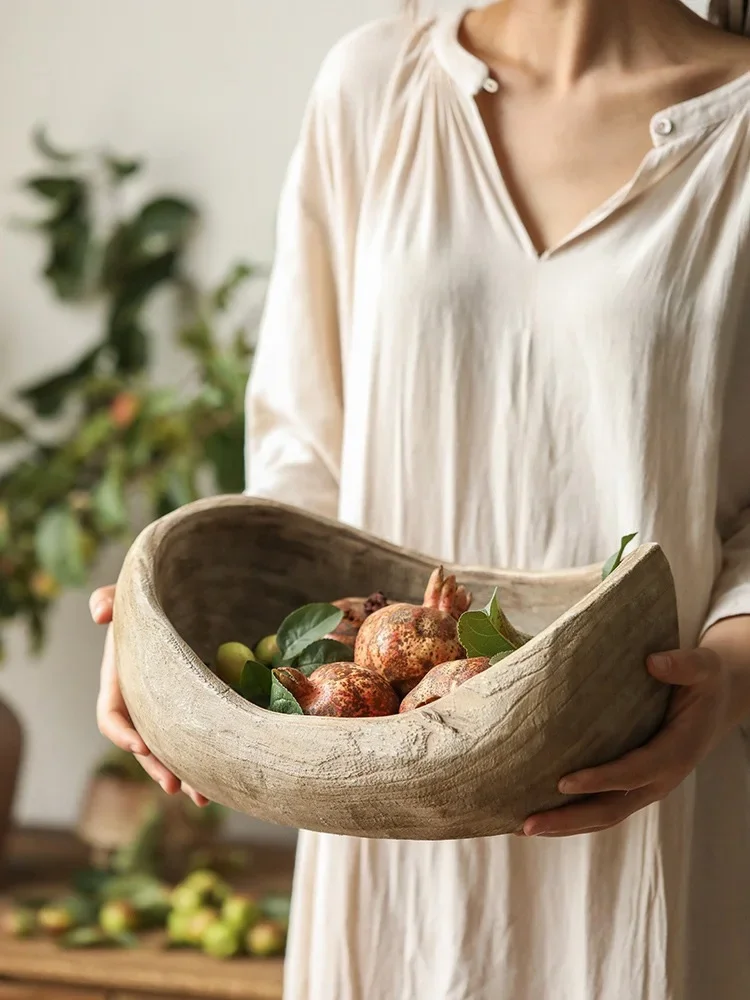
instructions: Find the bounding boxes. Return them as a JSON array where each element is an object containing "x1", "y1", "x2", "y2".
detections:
[
  {"x1": 202, "y1": 920, "x2": 242, "y2": 959},
  {"x1": 2, "y1": 907, "x2": 36, "y2": 938},
  {"x1": 183, "y1": 869, "x2": 230, "y2": 905},
  {"x1": 246, "y1": 919, "x2": 287, "y2": 957},
  {"x1": 99, "y1": 900, "x2": 138, "y2": 936},
  {"x1": 214, "y1": 642, "x2": 256, "y2": 687},
  {"x1": 167, "y1": 909, "x2": 194, "y2": 945},
  {"x1": 170, "y1": 884, "x2": 205, "y2": 913},
  {"x1": 221, "y1": 894, "x2": 260, "y2": 934},
  {"x1": 253, "y1": 634, "x2": 280, "y2": 667},
  {"x1": 186, "y1": 907, "x2": 220, "y2": 945},
  {"x1": 37, "y1": 905, "x2": 75, "y2": 936}
]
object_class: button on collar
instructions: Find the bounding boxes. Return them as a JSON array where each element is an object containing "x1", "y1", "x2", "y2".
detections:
[
  {"x1": 653, "y1": 117, "x2": 675, "y2": 137},
  {"x1": 483, "y1": 77, "x2": 499, "y2": 94}
]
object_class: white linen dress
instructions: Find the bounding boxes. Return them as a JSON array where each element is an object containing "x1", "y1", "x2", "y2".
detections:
[{"x1": 246, "y1": 13, "x2": 750, "y2": 1000}]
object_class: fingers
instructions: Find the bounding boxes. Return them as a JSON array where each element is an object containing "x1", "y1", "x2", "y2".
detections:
[
  {"x1": 97, "y1": 626, "x2": 148, "y2": 755},
  {"x1": 134, "y1": 752, "x2": 181, "y2": 795},
  {"x1": 182, "y1": 784, "x2": 210, "y2": 808},
  {"x1": 647, "y1": 647, "x2": 719, "y2": 686},
  {"x1": 522, "y1": 788, "x2": 654, "y2": 837},
  {"x1": 90, "y1": 585, "x2": 116, "y2": 625},
  {"x1": 95, "y1": 621, "x2": 206, "y2": 803}
]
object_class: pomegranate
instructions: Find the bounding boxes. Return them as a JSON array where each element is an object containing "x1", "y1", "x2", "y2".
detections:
[
  {"x1": 274, "y1": 663, "x2": 399, "y2": 718},
  {"x1": 324, "y1": 592, "x2": 389, "y2": 649},
  {"x1": 354, "y1": 567, "x2": 473, "y2": 697},
  {"x1": 399, "y1": 657, "x2": 492, "y2": 713}
]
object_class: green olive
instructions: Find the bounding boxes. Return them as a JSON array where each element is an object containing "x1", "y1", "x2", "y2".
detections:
[
  {"x1": 167, "y1": 909, "x2": 194, "y2": 945},
  {"x1": 253, "y1": 635, "x2": 280, "y2": 667},
  {"x1": 246, "y1": 919, "x2": 287, "y2": 957},
  {"x1": 99, "y1": 900, "x2": 138, "y2": 936},
  {"x1": 186, "y1": 907, "x2": 220, "y2": 945},
  {"x1": 202, "y1": 920, "x2": 242, "y2": 959},
  {"x1": 37, "y1": 905, "x2": 75, "y2": 936},
  {"x1": 170, "y1": 883, "x2": 205, "y2": 913},
  {"x1": 221, "y1": 894, "x2": 260, "y2": 934},
  {"x1": 2, "y1": 907, "x2": 36, "y2": 938},
  {"x1": 214, "y1": 642, "x2": 256, "y2": 687}
]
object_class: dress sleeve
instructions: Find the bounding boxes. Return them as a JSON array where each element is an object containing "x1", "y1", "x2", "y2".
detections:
[
  {"x1": 244, "y1": 115, "x2": 343, "y2": 519},
  {"x1": 702, "y1": 325, "x2": 750, "y2": 633}
]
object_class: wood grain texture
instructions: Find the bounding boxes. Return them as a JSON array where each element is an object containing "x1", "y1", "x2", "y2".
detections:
[{"x1": 114, "y1": 496, "x2": 679, "y2": 840}]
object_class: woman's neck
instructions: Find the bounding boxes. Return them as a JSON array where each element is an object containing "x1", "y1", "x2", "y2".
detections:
[{"x1": 465, "y1": 0, "x2": 711, "y2": 90}]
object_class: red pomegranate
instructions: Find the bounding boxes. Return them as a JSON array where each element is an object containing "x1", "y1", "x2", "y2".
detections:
[
  {"x1": 324, "y1": 592, "x2": 389, "y2": 649},
  {"x1": 399, "y1": 657, "x2": 492, "y2": 713},
  {"x1": 354, "y1": 567, "x2": 473, "y2": 697},
  {"x1": 274, "y1": 663, "x2": 399, "y2": 718}
]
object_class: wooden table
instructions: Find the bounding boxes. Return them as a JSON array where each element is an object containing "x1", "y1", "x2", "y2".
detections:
[{"x1": 0, "y1": 829, "x2": 295, "y2": 1000}]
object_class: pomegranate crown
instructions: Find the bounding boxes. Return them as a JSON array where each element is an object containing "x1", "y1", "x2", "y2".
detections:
[{"x1": 422, "y1": 566, "x2": 473, "y2": 620}]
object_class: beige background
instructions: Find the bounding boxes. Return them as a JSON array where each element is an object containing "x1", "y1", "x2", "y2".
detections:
[{"x1": 0, "y1": 0, "x2": 707, "y2": 841}]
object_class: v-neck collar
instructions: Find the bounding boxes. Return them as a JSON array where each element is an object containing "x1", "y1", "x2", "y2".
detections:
[
  {"x1": 432, "y1": 8, "x2": 750, "y2": 150},
  {"x1": 431, "y1": 8, "x2": 750, "y2": 259}
]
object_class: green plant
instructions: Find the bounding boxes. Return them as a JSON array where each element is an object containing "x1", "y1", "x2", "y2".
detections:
[{"x1": 0, "y1": 128, "x2": 256, "y2": 660}]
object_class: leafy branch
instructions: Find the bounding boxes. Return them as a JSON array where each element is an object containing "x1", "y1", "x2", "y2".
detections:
[{"x1": 0, "y1": 128, "x2": 257, "y2": 661}]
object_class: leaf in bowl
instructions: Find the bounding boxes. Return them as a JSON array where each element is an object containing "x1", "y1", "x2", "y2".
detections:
[
  {"x1": 602, "y1": 533, "x2": 638, "y2": 581},
  {"x1": 276, "y1": 604, "x2": 343, "y2": 662},
  {"x1": 239, "y1": 660, "x2": 273, "y2": 708},
  {"x1": 293, "y1": 638, "x2": 354, "y2": 676},
  {"x1": 269, "y1": 675, "x2": 304, "y2": 715}
]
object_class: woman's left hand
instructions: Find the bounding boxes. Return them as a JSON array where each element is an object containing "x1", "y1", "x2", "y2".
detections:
[{"x1": 519, "y1": 648, "x2": 731, "y2": 837}]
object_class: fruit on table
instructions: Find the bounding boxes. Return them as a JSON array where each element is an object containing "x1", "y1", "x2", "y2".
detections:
[
  {"x1": 254, "y1": 634, "x2": 280, "y2": 666},
  {"x1": 2, "y1": 907, "x2": 35, "y2": 938},
  {"x1": 167, "y1": 909, "x2": 194, "y2": 945},
  {"x1": 37, "y1": 904, "x2": 76, "y2": 935},
  {"x1": 246, "y1": 919, "x2": 287, "y2": 957},
  {"x1": 399, "y1": 657, "x2": 492, "y2": 713},
  {"x1": 170, "y1": 883, "x2": 205, "y2": 913},
  {"x1": 186, "y1": 907, "x2": 220, "y2": 945},
  {"x1": 202, "y1": 920, "x2": 242, "y2": 959},
  {"x1": 221, "y1": 893, "x2": 261, "y2": 934},
  {"x1": 214, "y1": 642, "x2": 256, "y2": 688},
  {"x1": 99, "y1": 899, "x2": 138, "y2": 935},
  {"x1": 354, "y1": 566, "x2": 472, "y2": 697},
  {"x1": 183, "y1": 869, "x2": 230, "y2": 904},
  {"x1": 274, "y1": 663, "x2": 400, "y2": 718}
]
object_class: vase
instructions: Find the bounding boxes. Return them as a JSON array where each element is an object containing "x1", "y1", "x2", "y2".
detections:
[{"x1": 0, "y1": 697, "x2": 23, "y2": 874}]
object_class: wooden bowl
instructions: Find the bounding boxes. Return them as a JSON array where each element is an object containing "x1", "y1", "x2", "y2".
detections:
[{"x1": 114, "y1": 496, "x2": 679, "y2": 840}]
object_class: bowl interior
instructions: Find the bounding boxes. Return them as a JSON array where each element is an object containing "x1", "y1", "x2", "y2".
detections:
[{"x1": 152, "y1": 504, "x2": 434, "y2": 663}]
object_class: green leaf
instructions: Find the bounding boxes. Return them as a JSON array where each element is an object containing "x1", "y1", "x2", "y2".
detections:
[
  {"x1": 92, "y1": 462, "x2": 128, "y2": 533},
  {"x1": 35, "y1": 506, "x2": 87, "y2": 587},
  {"x1": 59, "y1": 926, "x2": 110, "y2": 949},
  {"x1": 260, "y1": 892, "x2": 292, "y2": 925},
  {"x1": 18, "y1": 346, "x2": 100, "y2": 418},
  {"x1": 276, "y1": 604, "x2": 344, "y2": 662},
  {"x1": 489, "y1": 650, "x2": 515, "y2": 666},
  {"x1": 239, "y1": 659, "x2": 272, "y2": 707},
  {"x1": 293, "y1": 638, "x2": 354, "y2": 676},
  {"x1": 25, "y1": 176, "x2": 82, "y2": 204},
  {"x1": 32, "y1": 126, "x2": 77, "y2": 163},
  {"x1": 212, "y1": 261, "x2": 254, "y2": 312},
  {"x1": 457, "y1": 589, "x2": 531, "y2": 660},
  {"x1": 602, "y1": 533, "x2": 638, "y2": 581},
  {"x1": 269, "y1": 674, "x2": 304, "y2": 715},
  {"x1": 104, "y1": 155, "x2": 142, "y2": 183},
  {"x1": 128, "y1": 197, "x2": 198, "y2": 261},
  {"x1": 43, "y1": 213, "x2": 93, "y2": 301},
  {"x1": 107, "y1": 316, "x2": 148, "y2": 374},
  {"x1": 458, "y1": 611, "x2": 516, "y2": 659},
  {"x1": 204, "y1": 421, "x2": 245, "y2": 494},
  {"x1": 0, "y1": 413, "x2": 25, "y2": 443}
]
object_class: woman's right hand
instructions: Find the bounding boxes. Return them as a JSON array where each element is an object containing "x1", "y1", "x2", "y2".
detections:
[{"x1": 90, "y1": 585, "x2": 209, "y2": 807}]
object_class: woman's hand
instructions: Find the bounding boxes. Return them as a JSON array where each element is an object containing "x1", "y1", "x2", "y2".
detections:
[
  {"x1": 91, "y1": 585, "x2": 209, "y2": 807},
  {"x1": 517, "y1": 646, "x2": 732, "y2": 837}
]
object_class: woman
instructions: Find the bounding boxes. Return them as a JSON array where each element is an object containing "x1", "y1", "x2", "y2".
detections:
[{"x1": 91, "y1": 1, "x2": 750, "y2": 997}]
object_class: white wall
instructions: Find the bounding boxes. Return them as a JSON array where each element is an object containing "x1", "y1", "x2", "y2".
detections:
[{"x1": 0, "y1": 0, "x2": 403, "y2": 842}]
